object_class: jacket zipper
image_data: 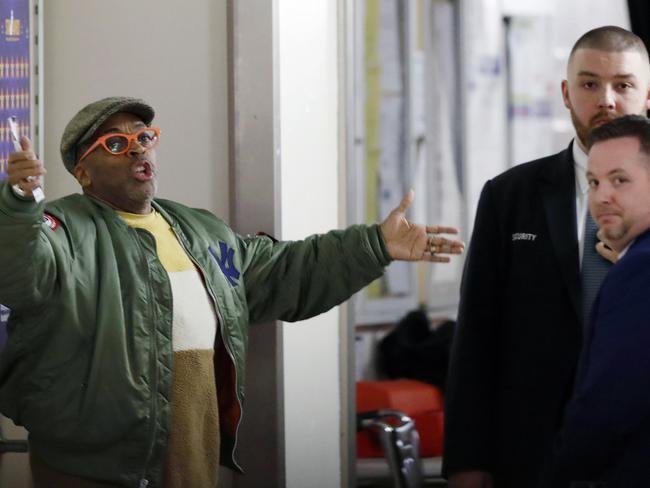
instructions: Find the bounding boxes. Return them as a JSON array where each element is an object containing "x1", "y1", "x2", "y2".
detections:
[
  {"x1": 134, "y1": 228, "x2": 162, "y2": 485},
  {"x1": 169, "y1": 224, "x2": 244, "y2": 471}
]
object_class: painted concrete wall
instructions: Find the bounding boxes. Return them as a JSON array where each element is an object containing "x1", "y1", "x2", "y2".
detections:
[
  {"x1": 278, "y1": 2, "x2": 343, "y2": 487},
  {"x1": 41, "y1": 0, "x2": 230, "y2": 215}
]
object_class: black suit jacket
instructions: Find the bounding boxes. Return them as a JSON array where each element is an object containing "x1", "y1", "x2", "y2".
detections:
[
  {"x1": 444, "y1": 145, "x2": 584, "y2": 487},
  {"x1": 551, "y1": 229, "x2": 650, "y2": 487}
]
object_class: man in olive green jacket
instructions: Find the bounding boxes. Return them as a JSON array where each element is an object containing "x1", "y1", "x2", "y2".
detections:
[{"x1": 0, "y1": 97, "x2": 463, "y2": 488}]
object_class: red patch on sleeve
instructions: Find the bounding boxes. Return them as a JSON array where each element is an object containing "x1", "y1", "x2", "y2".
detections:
[
  {"x1": 43, "y1": 213, "x2": 60, "y2": 231},
  {"x1": 256, "y1": 231, "x2": 278, "y2": 243}
]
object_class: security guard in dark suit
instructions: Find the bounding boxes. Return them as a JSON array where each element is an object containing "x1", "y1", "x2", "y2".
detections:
[{"x1": 444, "y1": 26, "x2": 650, "y2": 488}]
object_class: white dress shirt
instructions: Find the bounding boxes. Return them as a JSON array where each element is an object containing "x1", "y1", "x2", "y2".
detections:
[{"x1": 573, "y1": 141, "x2": 590, "y2": 268}]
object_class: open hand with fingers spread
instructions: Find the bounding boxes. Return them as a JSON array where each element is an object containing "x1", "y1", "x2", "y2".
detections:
[{"x1": 379, "y1": 190, "x2": 465, "y2": 263}]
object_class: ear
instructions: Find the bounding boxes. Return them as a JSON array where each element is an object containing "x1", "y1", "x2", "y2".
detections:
[
  {"x1": 646, "y1": 86, "x2": 650, "y2": 111},
  {"x1": 561, "y1": 79, "x2": 571, "y2": 110},
  {"x1": 74, "y1": 162, "x2": 91, "y2": 188}
]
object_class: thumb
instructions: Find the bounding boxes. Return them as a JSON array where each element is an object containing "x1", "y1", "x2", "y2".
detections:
[
  {"x1": 20, "y1": 135, "x2": 33, "y2": 152},
  {"x1": 396, "y1": 189, "x2": 415, "y2": 214}
]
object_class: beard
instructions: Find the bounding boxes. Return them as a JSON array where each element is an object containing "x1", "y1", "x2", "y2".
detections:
[
  {"x1": 600, "y1": 219, "x2": 630, "y2": 244},
  {"x1": 571, "y1": 107, "x2": 648, "y2": 150},
  {"x1": 571, "y1": 111, "x2": 592, "y2": 150},
  {"x1": 570, "y1": 110, "x2": 613, "y2": 150}
]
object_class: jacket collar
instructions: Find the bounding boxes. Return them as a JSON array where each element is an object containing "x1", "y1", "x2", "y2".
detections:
[{"x1": 620, "y1": 227, "x2": 650, "y2": 261}]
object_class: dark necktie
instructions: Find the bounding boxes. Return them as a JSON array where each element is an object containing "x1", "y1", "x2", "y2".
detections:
[{"x1": 581, "y1": 211, "x2": 612, "y2": 326}]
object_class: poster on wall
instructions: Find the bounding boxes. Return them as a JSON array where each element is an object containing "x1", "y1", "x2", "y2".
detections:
[
  {"x1": 425, "y1": 0, "x2": 465, "y2": 313},
  {"x1": 1, "y1": 0, "x2": 31, "y2": 179},
  {"x1": 462, "y1": 0, "x2": 508, "y2": 235},
  {"x1": 352, "y1": 0, "x2": 418, "y2": 325},
  {"x1": 506, "y1": 16, "x2": 554, "y2": 167},
  {"x1": 0, "y1": 0, "x2": 34, "y2": 349}
]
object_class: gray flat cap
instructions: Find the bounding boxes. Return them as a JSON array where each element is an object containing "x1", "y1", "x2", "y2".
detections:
[{"x1": 60, "y1": 96, "x2": 155, "y2": 174}]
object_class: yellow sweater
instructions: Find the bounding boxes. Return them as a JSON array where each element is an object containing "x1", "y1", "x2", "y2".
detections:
[{"x1": 118, "y1": 210, "x2": 220, "y2": 488}]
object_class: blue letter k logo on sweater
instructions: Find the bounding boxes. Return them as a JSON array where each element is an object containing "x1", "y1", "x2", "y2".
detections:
[{"x1": 209, "y1": 242, "x2": 241, "y2": 286}]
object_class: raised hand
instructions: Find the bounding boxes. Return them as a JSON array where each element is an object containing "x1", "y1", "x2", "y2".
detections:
[{"x1": 7, "y1": 136, "x2": 46, "y2": 198}]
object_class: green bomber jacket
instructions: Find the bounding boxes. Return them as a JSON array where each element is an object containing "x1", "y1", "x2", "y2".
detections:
[{"x1": 0, "y1": 182, "x2": 390, "y2": 487}]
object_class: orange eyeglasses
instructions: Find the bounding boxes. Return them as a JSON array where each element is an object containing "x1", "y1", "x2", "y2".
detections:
[{"x1": 78, "y1": 127, "x2": 161, "y2": 163}]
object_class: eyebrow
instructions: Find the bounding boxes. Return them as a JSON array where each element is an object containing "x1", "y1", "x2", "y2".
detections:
[
  {"x1": 99, "y1": 122, "x2": 147, "y2": 136},
  {"x1": 586, "y1": 169, "x2": 627, "y2": 178},
  {"x1": 576, "y1": 70, "x2": 637, "y2": 80}
]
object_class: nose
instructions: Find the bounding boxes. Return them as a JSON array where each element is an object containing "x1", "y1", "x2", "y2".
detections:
[
  {"x1": 590, "y1": 181, "x2": 613, "y2": 207},
  {"x1": 127, "y1": 139, "x2": 147, "y2": 157},
  {"x1": 597, "y1": 85, "x2": 616, "y2": 110}
]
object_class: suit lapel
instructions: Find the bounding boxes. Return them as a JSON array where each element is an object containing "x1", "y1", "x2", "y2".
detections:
[{"x1": 540, "y1": 144, "x2": 581, "y2": 321}]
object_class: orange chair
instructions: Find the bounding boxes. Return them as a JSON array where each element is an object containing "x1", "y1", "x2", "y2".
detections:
[
  {"x1": 356, "y1": 380, "x2": 444, "y2": 486},
  {"x1": 357, "y1": 379, "x2": 444, "y2": 458}
]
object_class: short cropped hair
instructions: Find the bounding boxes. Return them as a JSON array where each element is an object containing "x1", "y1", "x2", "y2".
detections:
[
  {"x1": 569, "y1": 26, "x2": 649, "y2": 64},
  {"x1": 587, "y1": 115, "x2": 650, "y2": 157}
]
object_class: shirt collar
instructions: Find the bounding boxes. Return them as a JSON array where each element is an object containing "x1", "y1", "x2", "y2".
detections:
[
  {"x1": 573, "y1": 140, "x2": 589, "y2": 196},
  {"x1": 618, "y1": 239, "x2": 634, "y2": 260}
]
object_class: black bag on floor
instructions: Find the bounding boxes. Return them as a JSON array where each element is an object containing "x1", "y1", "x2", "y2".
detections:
[{"x1": 376, "y1": 309, "x2": 455, "y2": 390}]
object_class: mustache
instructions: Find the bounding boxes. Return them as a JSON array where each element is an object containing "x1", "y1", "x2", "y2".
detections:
[
  {"x1": 592, "y1": 207, "x2": 622, "y2": 219},
  {"x1": 590, "y1": 112, "x2": 617, "y2": 125}
]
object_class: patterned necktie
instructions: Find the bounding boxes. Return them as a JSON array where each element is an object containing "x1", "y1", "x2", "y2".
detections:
[{"x1": 581, "y1": 211, "x2": 612, "y2": 326}]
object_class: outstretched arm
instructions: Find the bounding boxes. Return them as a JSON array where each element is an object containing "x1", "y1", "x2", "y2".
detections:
[{"x1": 242, "y1": 190, "x2": 463, "y2": 324}]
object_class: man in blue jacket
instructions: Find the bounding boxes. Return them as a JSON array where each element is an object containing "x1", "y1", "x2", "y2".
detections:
[
  {"x1": 0, "y1": 97, "x2": 463, "y2": 488},
  {"x1": 552, "y1": 114, "x2": 650, "y2": 487}
]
